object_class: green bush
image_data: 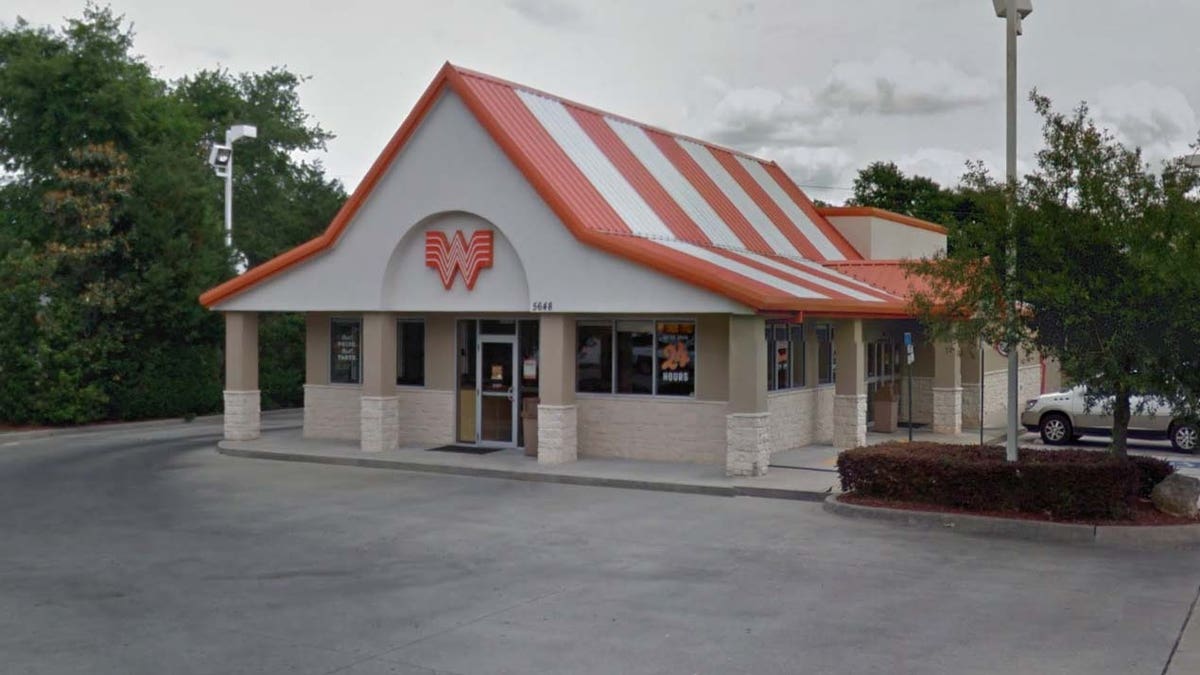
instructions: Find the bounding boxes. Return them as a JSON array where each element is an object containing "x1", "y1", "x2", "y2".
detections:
[{"x1": 837, "y1": 442, "x2": 1174, "y2": 521}]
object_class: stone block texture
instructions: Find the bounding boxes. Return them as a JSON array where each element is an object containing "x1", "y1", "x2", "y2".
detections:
[
  {"x1": 360, "y1": 396, "x2": 400, "y2": 453},
  {"x1": 577, "y1": 397, "x2": 727, "y2": 464},
  {"x1": 304, "y1": 384, "x2": 362, "y2": 440},
  {"x1": 538, "y1": 404, "x2": 578, "y2": 465},
  {"x1": 396, "y1": 389, "x2": 455, "y2": 446},
  {"x1": 974, "y1": 365, "x2": 1043, "y2": 428},
  {"x1": 961, "y1": 383, "x2": 983, "y2": 428},
  {"x1": 223, "y1": 390, "x2": 261, "y2": 441},
  {"x1": 769, "y1": 388, "x2": 817, "y2": 454},
  {"x1": 834, "y1": 394, "x2": 868, "y2": 449},
  {"x1": 896, "y1": 377, "x2": 933, "y2": 426},
  {"x1": 726, "y1": 413, "x2": 772, "y2": 477},
  {"x1": 932, "y1": 387, "x2": 963, "y2": 435},
  {"x1": 813, "y1": 386, "x2": 835, "y2": 444}
]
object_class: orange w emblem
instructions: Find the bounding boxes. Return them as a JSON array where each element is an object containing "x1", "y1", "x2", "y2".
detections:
[{"x1": 425, "y1": 230, "x2": 494, "y2": 290}]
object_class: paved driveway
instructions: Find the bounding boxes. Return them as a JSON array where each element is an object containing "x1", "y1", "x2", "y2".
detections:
[{"x1": 2, "y1": 416, "x2": 1198, "y2": 675}]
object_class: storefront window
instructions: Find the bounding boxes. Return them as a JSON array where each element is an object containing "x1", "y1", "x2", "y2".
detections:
[
  {"x1": 767, "y1": 322, "x2": 805, "y2": 391},
  {"x1": 616, "y1": 320, "x2": 654, "y2": 394},
  {"x1": 575, "y1": 319, "x2": 696, "y2": 397},
  {"x1": 576, "y1": 322, "x2": 613, "y2": 393},
  {"x1": 396, "y1": 319, "x2": 425, "y2": 386},
  {"x1": 816, "y1": 323, "x2": 834, "y2": 385},
  {"x1": 656, "y1": 321, "x2": 695, "y2": 397},
  {"x1": 330, "y1": 318, "x2": 361, "y2": 384}
]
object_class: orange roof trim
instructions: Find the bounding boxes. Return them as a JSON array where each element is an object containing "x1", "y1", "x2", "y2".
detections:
[{"x1": 817, "y1": 206, "x2": 948, "y2": 235}]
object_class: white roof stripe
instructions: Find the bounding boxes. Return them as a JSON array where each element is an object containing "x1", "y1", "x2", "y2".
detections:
[
  {"x1": 676, "y1": 139, "x2": 805, "y2": 258},
  {"x1": 735, "y1": 156, "x2": 845, "y2": 260},
  {"x1": 604, "y1": 119, "x2": 744, "y2": 249},
  {"x1": 516, "y1": 91, "x2": 676, "y2": 241},
  {"x1": 657, "y1": 240, "x2": 827, "y2": 299},
  {"x1": 734, "y1": 251, "x2": 884, "y2": 302}
]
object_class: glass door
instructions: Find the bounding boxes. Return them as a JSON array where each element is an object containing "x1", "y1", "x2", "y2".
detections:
[{"x1": 477, "y1": 336, "x2": 517, "y2": 445}]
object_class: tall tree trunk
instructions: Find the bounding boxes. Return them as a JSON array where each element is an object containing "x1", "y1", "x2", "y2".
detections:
[{"x1": 1111, "y1": 388, "x2": 1131, "y2": 460}]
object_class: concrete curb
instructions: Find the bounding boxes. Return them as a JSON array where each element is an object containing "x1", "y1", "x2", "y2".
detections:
[
  {"x1": 217, "y1": 443, "x2": 832, "y2": 502},
  {"x1": 823, "y1": 494, "x2": 1200, "y2": 548},
  {"x1": 1, "y1": 409, "x2": 301, "y2": 443}
]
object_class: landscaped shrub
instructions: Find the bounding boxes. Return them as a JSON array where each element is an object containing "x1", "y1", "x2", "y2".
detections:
[
  {"x1": 1129, "y1": 455, "x2": 1174, "y2": 499},
  {"x1": 837, "y1": 442, "x2": 1175, "y2": 520}
]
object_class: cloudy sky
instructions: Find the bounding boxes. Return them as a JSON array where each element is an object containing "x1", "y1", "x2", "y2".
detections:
[{"x1": 11, "y1": 0, "x2": 1200, "y2": 203}]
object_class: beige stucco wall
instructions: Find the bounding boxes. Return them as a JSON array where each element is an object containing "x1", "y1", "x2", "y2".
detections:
[
  {"x1": 304, "y1": 384, "x2": 361, "y2": 440},
  {"x1": 961, "y1": 364, "x2": 1043, "y2": 428},
  {"x1": 576, "y1": 397, "x2": 728, "y2": 464},
  {"x1": 824, "y1": 215, "x2": 946, "y2": 260}
]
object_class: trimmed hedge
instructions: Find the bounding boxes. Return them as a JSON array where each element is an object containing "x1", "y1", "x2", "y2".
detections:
[{"x1": 837, "y1": 443, "x2": 1175, "y2": 520}]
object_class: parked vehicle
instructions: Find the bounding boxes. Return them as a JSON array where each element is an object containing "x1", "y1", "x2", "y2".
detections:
[{"x1": 1021, "y1": 386, "x2": 1198, "y2": 453}]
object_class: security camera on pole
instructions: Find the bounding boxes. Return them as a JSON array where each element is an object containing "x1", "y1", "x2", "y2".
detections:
[
  {"x1": 208, "y1": 123, "x2": 257, "y2": 273},
  {"x1": 991, "y1": 0, "x2": 1031, "y2": 462}
]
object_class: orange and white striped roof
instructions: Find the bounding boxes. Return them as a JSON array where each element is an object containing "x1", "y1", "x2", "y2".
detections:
[{"x1": 201, "y1": 64, "x2": 914, "y2": 315}]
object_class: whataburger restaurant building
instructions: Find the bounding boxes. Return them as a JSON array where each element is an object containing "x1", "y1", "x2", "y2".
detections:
[{"x1": 201, "y1": 64, "x2": 1045, "y2": 477}]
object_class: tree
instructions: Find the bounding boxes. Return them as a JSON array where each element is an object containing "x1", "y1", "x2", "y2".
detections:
[
  {"x1": 908, "y1": 92, "x2": 1200, "y2": 458},
  {"x1": 0, "y1": 6, "x2": 345, "y2": 423}
]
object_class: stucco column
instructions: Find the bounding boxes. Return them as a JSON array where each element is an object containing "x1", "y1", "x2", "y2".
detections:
[
  {"x1": 537, "y1": 314, "x2": 577, "y2": 464},
  {"x1": 932, "y1": 339, "x2": 963, "y2": 435},
  {"x1": 833, "y1": 319, "x2": 866, "y2": 449},
  {"x1": 223, "y1": 312, "x2": 260, "y2": 441},
  {"x1": 726, "y1": 314, "x2": 770, "y2": 477},
  {"x1": 360, "y1": 312, "x2": 399, "y2": 452}
]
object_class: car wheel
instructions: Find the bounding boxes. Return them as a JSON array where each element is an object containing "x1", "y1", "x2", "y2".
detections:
[
  {"x1": 1170, "y1": 423, "x2": 1199, "y2": 454},
  {"x1": 1039, "y1": 413, "x2": 1073, "y2": 445}
]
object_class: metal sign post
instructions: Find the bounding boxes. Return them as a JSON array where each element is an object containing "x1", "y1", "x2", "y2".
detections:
[{"x1": 904, "y1": 332, "x2": 915, "y2": 442}]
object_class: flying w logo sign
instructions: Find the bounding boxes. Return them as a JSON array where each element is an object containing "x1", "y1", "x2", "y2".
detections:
[{"x1": 425, "y1": 230, "x2": 494, "y2": 290}]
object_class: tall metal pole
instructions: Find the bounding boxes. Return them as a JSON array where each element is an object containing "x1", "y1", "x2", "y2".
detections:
[
  {"x1": 1004, "y1": 3, "x2": 1020, "y2": 462},
  {"x1": 224, "y1": 152, "x2": 234, "y2": 255}
]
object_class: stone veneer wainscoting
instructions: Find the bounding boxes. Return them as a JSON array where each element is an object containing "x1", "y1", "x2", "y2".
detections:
[{"x1": 577, "y1": 397, "x2": 728, "y2": 464}]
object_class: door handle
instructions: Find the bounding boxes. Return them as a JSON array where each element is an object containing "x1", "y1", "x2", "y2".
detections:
[{"x1": 507, "y1": 387, "x2": 514, "y2": 402}]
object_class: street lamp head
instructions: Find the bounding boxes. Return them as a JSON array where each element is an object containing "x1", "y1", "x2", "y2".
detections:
[
  {"x1": 226, "y1": 123, "x2": 258, "y2": 144},
  {"x1": 208, "y1": 143, "x2": 232, "y2": 177},
  {"x1": 992, "y1": 0, "x2": 1032, "y2": 19}
]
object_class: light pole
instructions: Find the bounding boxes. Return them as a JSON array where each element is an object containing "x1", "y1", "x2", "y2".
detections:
[
  {"x1": 992, "y1": 0, "x2": 1031, "y2": 462},
  {"x1": 209, "y1": 123, "x2": 257, "y2": 273}
]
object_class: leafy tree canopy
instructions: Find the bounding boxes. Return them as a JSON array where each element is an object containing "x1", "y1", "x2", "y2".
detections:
[
  {"x1": 907, "y1": 92, "x2": 1200, "y2": 457},
  {"x1": 0, "y1": 5, "x2": 345, "y2": 423}
]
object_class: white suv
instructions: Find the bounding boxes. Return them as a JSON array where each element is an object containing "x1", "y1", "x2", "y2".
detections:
[{"x1": 1020, "y1": 386, "x2": 1198, "y2": 453}]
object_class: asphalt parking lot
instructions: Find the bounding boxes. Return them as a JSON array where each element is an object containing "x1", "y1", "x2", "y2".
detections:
[{"x1": 2, "y1": 417, "x2": 1198, "y2": 675}]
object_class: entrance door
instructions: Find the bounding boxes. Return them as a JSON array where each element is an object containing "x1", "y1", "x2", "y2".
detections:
[{"x1": 477, "y1": 337, "x2": 517, "y2": 445}]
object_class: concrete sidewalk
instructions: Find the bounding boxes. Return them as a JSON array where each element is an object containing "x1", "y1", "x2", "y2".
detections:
[
  {"x1": 218, "y1": 425, "x2": 1006, "y2": 502},
  {"x1": 221, "y1": 429, "x2": 842, "y2": 500}
]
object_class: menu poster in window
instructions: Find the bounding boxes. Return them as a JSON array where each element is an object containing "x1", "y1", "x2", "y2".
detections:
[
  {"x1": 522, "y1": 357, "x2": 537, "y2": 380},
  {"x1": 331, "y1": 321, "x2": 361, "y2": 383},
  {"x1": 657, "y1": 322, "x2": 695, "y2": 395}
]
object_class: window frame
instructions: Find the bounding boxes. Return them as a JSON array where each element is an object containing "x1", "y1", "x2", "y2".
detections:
[
  {"x1": 574, "y1": 318, "x2": 697, "y2": 398},
  {"x1": 396, "y1": 318, "x2": 426, "y2": 388},
  {"x1": 766, "y1": 321, "x2": 806, "y2": 392},
  {"x1": 329, "y1": 317, "x2": 363, "y2": 385},
  {"x1": 816, "y1": 323, "x2": 835, "y2": 386}
]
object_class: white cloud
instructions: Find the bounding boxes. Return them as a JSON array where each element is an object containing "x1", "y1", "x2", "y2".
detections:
[
  {"x1": 819, "y1": 49, "x2": 995, "y2": 115},
  {"x1": 1093, "y1": 82, "x2": 1198, "y2": 161},
  {"x1": 505, "y1": 0, "x2": 584, "y2": 28},
  {"x1": 704, "y1": 84, "x2": 845, "y2": 147},
  {"x1": 890, "y1": 148, "x2": 1031, "y2": 189},
  {"x1": 756, "y1": 146, "x2": 856, "y2": 189}
]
